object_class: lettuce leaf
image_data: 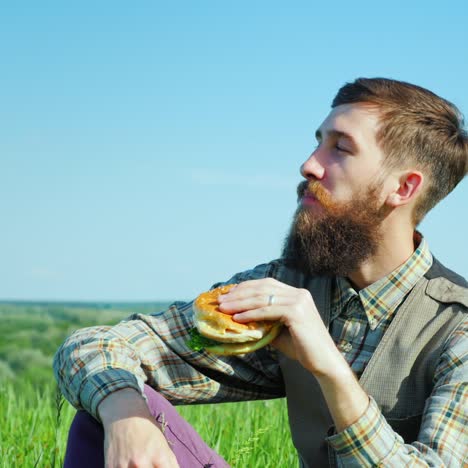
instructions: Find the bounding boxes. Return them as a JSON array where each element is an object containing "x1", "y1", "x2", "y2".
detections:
[{"x1": 186, "y1": 327, "x2": 220, "y2": 352}]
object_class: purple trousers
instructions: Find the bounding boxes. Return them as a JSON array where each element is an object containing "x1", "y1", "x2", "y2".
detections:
[{"x1": 64, "y1": 385, "x2": 229, "y2": 467}]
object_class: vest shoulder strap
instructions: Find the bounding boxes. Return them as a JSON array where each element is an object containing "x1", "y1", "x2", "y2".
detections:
[{"x1": 424, "y1": 257, "x2": 468, "y2": 308}]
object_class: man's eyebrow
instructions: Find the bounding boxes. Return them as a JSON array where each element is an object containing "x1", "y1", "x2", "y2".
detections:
[{"x1": 315, "y1": 129, "x2": 359, "y2": 150}]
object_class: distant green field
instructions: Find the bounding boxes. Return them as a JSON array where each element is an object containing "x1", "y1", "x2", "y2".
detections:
[
  {"x1": 0, "y1": 303, "x2": 296, "y2": 467},
  {"x1": 0, "y1": 301, "x2": 168, "y2": 388}
]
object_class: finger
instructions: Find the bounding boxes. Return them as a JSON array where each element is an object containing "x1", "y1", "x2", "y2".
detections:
[
  {"x1": 218, "y1": 293, "x2": 284, "y2": 313},
  {"x1": 220, "y1": 277, "x2": 288, "y2": 300},
  {"x1": 219, "y1": 281, "x2": 289, "y2": 307},
  {"x1": 232, "y1": 305, "x2": 287, "y2": 323},
  {"x1": 218, "y1": 286, "x2": 266, "y2": 304}
]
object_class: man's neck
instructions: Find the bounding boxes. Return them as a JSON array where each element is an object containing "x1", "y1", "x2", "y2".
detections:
[{"x1": 348, "y1": 223, "x2": 416, "y2": 290}]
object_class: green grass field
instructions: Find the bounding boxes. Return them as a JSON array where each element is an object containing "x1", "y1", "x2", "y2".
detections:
[
  {"x1": 0, "y1": 302, "x2": 297, "y2": 467},
  {"x1": 0, "y1": 382, "x2": 296, "y2": 467}
]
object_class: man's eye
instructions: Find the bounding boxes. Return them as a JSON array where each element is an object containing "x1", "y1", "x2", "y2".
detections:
[{"x1": 335, "y1": 144, "x2": 349, "y2": 153}]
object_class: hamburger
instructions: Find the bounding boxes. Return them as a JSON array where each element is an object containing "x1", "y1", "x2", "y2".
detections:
[{"x1": 187, "y1": 284, "x2": 283, "y2": 355}]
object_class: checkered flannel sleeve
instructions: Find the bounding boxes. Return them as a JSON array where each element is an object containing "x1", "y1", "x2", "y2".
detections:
[
  {"x1": 327, "y1": 315, "x2": 468, "y2": 467},
  {"x1": 53, "y1": 262, "x2": 285, "y2": 421}
]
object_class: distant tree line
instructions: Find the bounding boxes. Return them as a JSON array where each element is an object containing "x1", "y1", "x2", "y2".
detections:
[{"x1": 0, "y1": 302, "x2": 170, "y2": 389}]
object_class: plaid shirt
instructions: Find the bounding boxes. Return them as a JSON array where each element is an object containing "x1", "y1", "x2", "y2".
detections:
[{"x1": 54, "y1": 237, "x2": 468, "y2": 467}]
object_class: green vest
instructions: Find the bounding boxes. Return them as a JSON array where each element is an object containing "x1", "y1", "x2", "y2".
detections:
[{"x1": 275, "y1": 259, "x2": 468, "y2": 467}]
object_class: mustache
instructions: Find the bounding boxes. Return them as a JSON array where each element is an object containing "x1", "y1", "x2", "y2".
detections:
[{"x1": 296, "y1": 180, "x2": 333, "y2": 207}]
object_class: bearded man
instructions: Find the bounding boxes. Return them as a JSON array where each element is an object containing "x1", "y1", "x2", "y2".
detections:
[{"x1": 54, "y1": 78, "x2": 468, "y2": 467}]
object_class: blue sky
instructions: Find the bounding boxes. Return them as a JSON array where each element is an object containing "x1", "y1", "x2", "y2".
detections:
[{"x1": 1, "y1": 2, "x2": 467, "y2": 301}]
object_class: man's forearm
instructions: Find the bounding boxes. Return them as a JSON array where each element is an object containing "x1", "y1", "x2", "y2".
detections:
[
  {"x1": 97, "y1": 388, "x2": 181, "y2": 468},
  {"x1": 98, "y1": 387, "x2": 153, "y2": 426}
]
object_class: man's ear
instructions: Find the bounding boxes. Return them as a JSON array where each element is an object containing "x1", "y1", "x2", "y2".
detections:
[{"x1": 386, "y1": 170, "x2": 424, "y2": 207}]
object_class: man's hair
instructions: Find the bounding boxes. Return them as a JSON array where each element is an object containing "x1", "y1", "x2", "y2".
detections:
[{"x1": 332, "y1": 77, "x2": 468, "y2": 225}]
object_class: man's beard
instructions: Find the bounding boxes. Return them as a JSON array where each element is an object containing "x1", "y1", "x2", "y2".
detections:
[{"x1": 281, "y1": 180, "x2": 388, "y2": 278}]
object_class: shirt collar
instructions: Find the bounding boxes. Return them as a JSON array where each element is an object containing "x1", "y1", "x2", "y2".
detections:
[{"x1": 331, "y1": 233, "x2": 433, "y2": 330}]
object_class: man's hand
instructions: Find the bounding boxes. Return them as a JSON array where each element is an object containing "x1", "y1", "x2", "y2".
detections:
[
  {"x1": 218, "y1": 278, "x2": 370, "y2": 431},
  {"x1": 98, "y1": 388, "x2": 179, "y2": 468},
  {"x1": 218, "y1": 278, "x2": 342, "y2": 376}
]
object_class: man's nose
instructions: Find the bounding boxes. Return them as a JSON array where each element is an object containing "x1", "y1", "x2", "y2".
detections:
[{"x1": 300, "y1": 153, "x2": 325, "y2": 180}]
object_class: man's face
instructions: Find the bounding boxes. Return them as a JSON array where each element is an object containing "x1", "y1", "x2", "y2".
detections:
[
  {"x1": 301, "y1": 103, "x2": 387, "y2": 207},
  {"x1": 282, "y1": 104, "x2": 391, "y2": 277}
]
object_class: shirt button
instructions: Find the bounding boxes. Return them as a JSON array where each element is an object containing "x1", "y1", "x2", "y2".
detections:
[{"x1": 340, "y1": 342, "x2": 353, "y2": 352}]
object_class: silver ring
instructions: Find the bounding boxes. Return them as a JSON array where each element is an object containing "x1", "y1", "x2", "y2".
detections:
[{"x1": 268, "y1": 294, "x2": 275, "y2": 306}]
